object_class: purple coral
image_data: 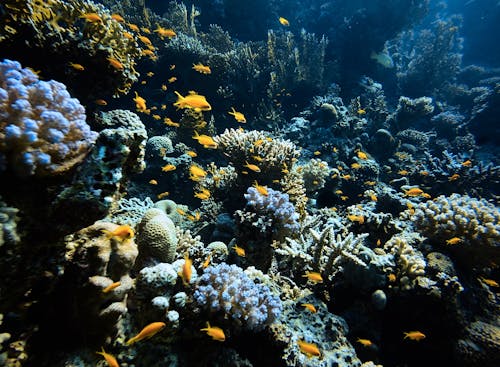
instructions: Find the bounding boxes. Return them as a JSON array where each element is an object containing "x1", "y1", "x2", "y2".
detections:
[
  {"x1": 244, "y1": 186, "x2": 300, "y2": 233},
  {"x1": 193, "y1": 263, "x2": 282, "y2": 330},
  {"x1": 0, "y1": 59, "x2": 97, "y2": 176}
]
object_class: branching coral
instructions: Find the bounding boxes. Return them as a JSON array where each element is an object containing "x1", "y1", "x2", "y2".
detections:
[
  {"x1": 193, "y1": 263, "x2": 282, "y2": 331},
  {"x1": 411, "y1": 193, "x2": 499, "y2": 247},
  {"x1": 383, "y1": 231, "x2": 426, "y2": 290},
  {"x1": 214, "y1": 128, "x2": 300, "y2": 182},
  {"x1": 236, "y1": 187, "x2": 300, "y2": 241},
  {"x1": 0, "y1": 59, "x2": 97, "y2": 177}
]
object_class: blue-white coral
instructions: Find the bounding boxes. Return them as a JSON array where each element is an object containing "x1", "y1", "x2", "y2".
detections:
[
  {"x1": 244, "y1": 186, "x2": 300, "y2": 233},
  {"x1": 0, "y1": 59, "x2": 97, "y2": 176},
  {"x1": 193, "y1": 263, "x2": 282, "y2": 330}
]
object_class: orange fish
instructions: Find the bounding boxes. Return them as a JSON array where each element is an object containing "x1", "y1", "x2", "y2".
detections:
[
  {"x1": 107, "y1": 57, "x2": 124, "y2": 71},
  {"x1": 102, "y1": 281, "x2": 121, "y2": 293},
  {"x1": 403, "y1": 331, "x2": 426, "y2": 341},
  {"x1": 302, "y1": 271, "x2": 323, "y2": 283},
  {"x1": 126, "y1": 322, "x2": 166, "y2": 345},
  {"x1": 94, "y1": 99, "x2": 108, "y2": 106},
  {"x1": 200, "y1": 322, "x2": 225, "y2": 341},
  {"x1": 301, "y1": 303, "x2": 317, "y2": 313},
  {"x1": 179, "y1": 253, "x2": 192, "y2": 286},
  {"x1": 192, "y1": 62, "x2": 211, "y2": 74},
  {"x1": 69, "y1": 62, "x2": 84, "y2": 71},
  {"x1": 297, "y1": 340, "x2": 320, "y2": 358},
  {"x1": 96, "y1": 347, "x2": 119, "y2": 367},
  {"x1": 101, "y1": 225, "x2": 134, "y2": 241}
]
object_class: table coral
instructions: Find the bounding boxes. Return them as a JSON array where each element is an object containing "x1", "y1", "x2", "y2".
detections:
[{"x1": 0, "y1": 59, "x2": 97, "y2": 177}]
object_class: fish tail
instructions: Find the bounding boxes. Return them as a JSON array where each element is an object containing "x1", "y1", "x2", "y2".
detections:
[
  {"x1": 174, "y1": 90, "x2": 183, "y2": 100},
  {"x1": 100, "y1": 229, "x2": 113, "y2": 238},
  {"x1": 126, "y1": 337, "x2": 136, "y2": 345}
]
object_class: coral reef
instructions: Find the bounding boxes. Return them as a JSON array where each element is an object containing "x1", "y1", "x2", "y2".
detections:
[
  {"x1": 0, "y1": 0, "x2": 142, "y2": 98},
  {"x1": 0, "y1": 59, "x2": 97, "y2": 177}
]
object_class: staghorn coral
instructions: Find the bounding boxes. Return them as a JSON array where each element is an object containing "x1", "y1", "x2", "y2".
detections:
[
  {"x1": 394, "y1": 15, "x2": 463, "y2": 96},
  {"x1": 136, "y1": 208, "x2": 178, "y2": 265},
  {"x1": 279, "y1": 167, "x2": 308, "y2": 219},
  {"x1": 193, "y1": 263, "x2": 282, "y2": 331},
  {"x1": 267, "y1": 29, "x2": 328, "y2": 98},
  {"x1": 277, "y1": 221, "x2": 368, "y2": 283},
  {"x1": 0, "y1": 0, "x2": 142, "y2": 98},
  {"x1": 0, "y1": 59, "x2": 97, "y2": 177},
  {"x1": 214, "y1": 128, "x2": 300, "y2": 182}
]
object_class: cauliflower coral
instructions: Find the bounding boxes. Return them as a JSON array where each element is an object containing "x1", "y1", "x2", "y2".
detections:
[{"x1": 0, "y1": 59, "x2": 97, "y2": 176}]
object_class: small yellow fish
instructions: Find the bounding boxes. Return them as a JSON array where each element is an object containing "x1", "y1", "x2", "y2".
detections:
[
  {"x1": 302, "y1": 271, "x2": 323, "y2": 283},
  {"x1": 157, "y1": 191, "x2": 169, "y2": 199},
  {"x1": 244, "y1": 161, "x2": 261, "y2": 172},
  {"x1": 461, "y1": 160, "x2": 472, "y2": 167},
  {"x1": 357, "y1": 108, "x2": 366, "y2": 115},
  {"x1": 189, "y1": 164, "x2": 208, "y2": 181},
  {"x1": 479, "y1": 277, "x2": 499, "y2": 287},
  {"x1": 228, "y1": 107, "x2": 246, "y2": 123},
  {"x1": 192, "y1": 131, "x2": 217, "y2": 149},
  {"x1": 357, "y1": 151, "x2": 368, "y2": 160},
  {"x1": 445, "y1": 237, "x2": 461, "y2": 245},
  {"x1": 102, "y1": 281, "x2": 121, "y2": 293},
  {"x1": 232, "y1": 244, "x2": 246, "y2": 257},
  {"x1": 351, "y1": 163, "x2": 361, "y2": 169},
  {"x1": 448, "y1": 173, "x2": 460, "y2": 181},
  {"x1": 186, "y1": 151, "x2": 197, "y2": 158},
  {"x1": 297, "y1": 340, "x2": 320, "y2": 358},
  {"x1": 404, "y1": 188, "x2": 424, "y2": 197},
  {"x1": 154, "y1": 26, "x2": 176, "y2": 39},
  {"x1": 313, "y1": 151, "x2": 321, "y2": 156},
  {"x1": 69, "y1": 62, "x2": 85, "y2": 71},
  {"x1": 301, "y1": 303, "x2": 317, "y2": 313},
  {"x1": 253, "y1": 180, "x2": 268, "y2": 196},
  {"x1": 96, "y1": 347, "x2": 119, "y2": 367},
  {"x1": 168, "y1": 76, "x2": 177, "y2": 83},
  {"x1": 126, "y1": 322, "x2": 166, "y2": 345},
  {"x1": 164, "y1": 117, "x2": 180, "y2": 127},
  {"x1": 278, "y1": 17, "x2": 290, "y2": 26},
  {"x1": 200, "y1": 322, "x2": 225, "y2": 341},
  {"x1": 149, "y1": 179, "x2": 158, "y2": 185},
  {"x1": 202, "y1": 253, "x2": 211, "y2": 268},
  {"x1": 357, "y1": 338, "x2": 373, "y2": 347},
  {"x1": 347, "y1": 215, "x2": 365, "y2": 224},
  {"x1": 179, "y1": 253, "x2": 192, "y2": 286},
  {"x1": 161, "y1": 164, "x2": 176, "y2": 172},
  {"x1": 403, "y1": 331, "x2": 426, "y2": 341},
  {"x1": 101, "y1": 225, "x2": 134, "y2": 242},
  {"x1": 192, "y1": 62, "x2": 211, "y2": 74}
]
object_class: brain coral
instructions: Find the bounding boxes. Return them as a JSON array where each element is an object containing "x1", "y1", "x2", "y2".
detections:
[
  {"x1": 0, "y1": 59, "x2": 97, "y2": 176},
  {"x1": 193, "y1": 263, "x2": 282, "y2": 330},
  {"x1": 136, "y1": 208, "x2": 178, "y2": 265}
]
